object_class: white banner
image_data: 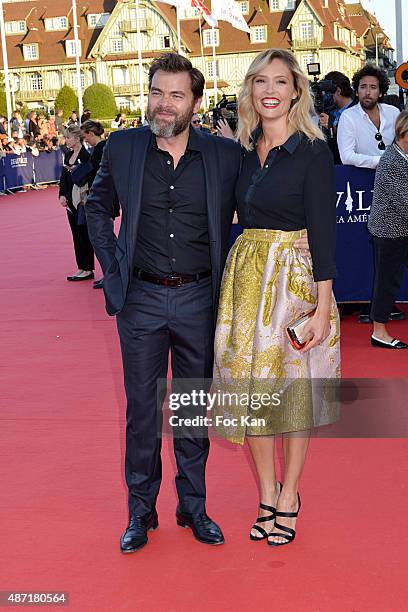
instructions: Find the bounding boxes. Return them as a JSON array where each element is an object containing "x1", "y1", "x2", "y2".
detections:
[
  {"x1": 158, "y1": 0, "x2": 217, "y2": 27},
  {"x1": 211, "y1": 0, "x2": 250, "y2": 33}
]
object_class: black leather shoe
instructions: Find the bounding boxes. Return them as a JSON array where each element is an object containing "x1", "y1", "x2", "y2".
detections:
[
  {"x1": 371, "y1": 336, "x2": 408, "y2": 349},
  {"x1": 359, "y1": 313, "x2": 371, "y2": 323},
  {"x1": 93, "y1": 278, "x2": 104, "y2": 289},
  {"x1": 176, "y1": 509, "x2": 224, "y2": 545},
  {"x1": 389, "y1": 307, "x2": 406, "y2": 321},
  {"x1": 120, "y1": 510, "x2": 158, "y2": 553},
  {"x1": 67, "y1": 272, "x2": 94, "y2": 281}
]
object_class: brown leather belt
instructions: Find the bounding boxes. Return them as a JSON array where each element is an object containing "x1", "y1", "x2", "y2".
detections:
[{"x1": 134, "y1": 268, "x2": 211, "y2": 287}]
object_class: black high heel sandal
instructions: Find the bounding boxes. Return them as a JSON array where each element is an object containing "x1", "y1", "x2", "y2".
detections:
[
  {"x1": 268, "y1": 492, "x2": 301, "y2": 547},
  {"x1": 250, "y1": 483, "x2": 282, "y2": 541}
]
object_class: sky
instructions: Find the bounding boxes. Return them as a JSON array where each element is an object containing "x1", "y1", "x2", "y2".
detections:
[{"x1": 348, "y1": 0, "x2": 408, "y2": 62}]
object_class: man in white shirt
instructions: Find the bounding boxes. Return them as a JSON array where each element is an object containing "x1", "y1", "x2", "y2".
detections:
[
  {"x1": 338, "y1": 65, "x2": 404, "y2": 323},
  {"x1": 338, "y1": 65, "x2": 400, "y2": 169}
]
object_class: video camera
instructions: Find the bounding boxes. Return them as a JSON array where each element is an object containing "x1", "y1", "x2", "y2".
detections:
[
  {"x1": 307, "y1": 62, "x2": 337, "y2": 116},
  {"x1": 212, "y1": 94, "x2": 238, "y2": 132}
]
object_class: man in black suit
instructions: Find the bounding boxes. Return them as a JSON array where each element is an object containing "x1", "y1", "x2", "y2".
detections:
[{"x1": 86, "y1": 53, "x2": 241, "y2": 552}]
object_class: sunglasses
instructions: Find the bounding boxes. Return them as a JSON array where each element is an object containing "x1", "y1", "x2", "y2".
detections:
[
  {"x1": 192, "y1": 120, "x2": 200, "y2": 125},
  {"x1": 375, "y1": 132, "x2": 386, "y2": 150}
]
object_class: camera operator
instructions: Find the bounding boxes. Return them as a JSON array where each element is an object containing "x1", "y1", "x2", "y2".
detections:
[{"x1": 318, "y1": 71, "x2": 353, "y2": 164}]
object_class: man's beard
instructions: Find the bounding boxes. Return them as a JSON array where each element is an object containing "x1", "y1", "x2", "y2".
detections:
[
  {"x1": 147, "y1": 102, "x2": 195, "y2": 138},
  {"x1": 360, "y1": 97, "x2": 378, "y2": 111}
]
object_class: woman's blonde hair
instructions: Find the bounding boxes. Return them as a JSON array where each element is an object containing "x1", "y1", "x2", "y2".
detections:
[
  {"x1": 237, "y1": 49, "x2": 324, "y2": 150},
  {"x1": 395, "y1": 110, "x2": 408, "y2": 141},
  {"x1": 64, "y1": 125, "x2": 82, "y2": 141}
]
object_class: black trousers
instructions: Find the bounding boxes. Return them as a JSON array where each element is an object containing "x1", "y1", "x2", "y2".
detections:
[
  {"x1": 66, "y1": 208, "x2": 95, "y2": 271},
  {"x1": 116, "y1": 275, "x2": 214, "y2": 517},
  {"x1": 371, "y1": 236, "x2": 408, "y2": 323}
]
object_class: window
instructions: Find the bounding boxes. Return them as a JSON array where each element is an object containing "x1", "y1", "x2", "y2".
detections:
[
  {"x1": 65, "y1": 40, "x2": 82, "y2": 57},
  {"x1": 28, "y1": 72, "x2": 43, "y2": 91},
  {"x1": 239, "y1": 1, "x2": 249, "y2": 14},
  {"x1": 5, "y1": 20, "x2": 26, "y2": 35},
  {"x1": 270, "y1": 0, "x2": 279, "y2": 9},
  {"x1": 68, "y1": 71, "x2": 85, "y2": 89},
  {"x1": 203, "y1": 29, "x2": 219, "y2": 47},
  {"x1": 178, "y1": 6, "x2": 200, "y2": 19},
  {"x1": 286, "y1": 0, "x2": 295, "y2": 8},
  {"x1": 44, "y1": 17, "x2": 68, "y2": 31},
  {"x1": 110, "y1": 38, "x2": 124, "y2": 53},
  {"x1": 207, "y1": 60, "x2": 219, "y2": 79},
  {"x1": 88, "y1": 13, "x2": 110, "y2": 28},
  {"x1": 250, "y1": 25, "x2": 267, "y2": 43},
  {"x1": 158, "y1": 35, "x2": 171, "y2": 50},
  {"x1": 302, "y1": 53, "x2": 315, "y2": 72},
  {"x1": 300, "y1": 21, "x2": 313, "y2": 40},
  {"x1": 23, "y1": 44, "x2": 39, "y2": 60}
]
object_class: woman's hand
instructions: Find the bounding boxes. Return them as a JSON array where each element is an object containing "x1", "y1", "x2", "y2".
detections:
[
  {"x1": 294, "y1": 231, "x2": 310, "y2": 257},
  {"x1": 216, "y1": 118, "x2": 236, "y2": 140},
  {"x1": 300, "y1": 309, "x2": 331, "y2": 353},
  {"x1": 59, "y1": 195, "x2": 68, "y2": 207}
]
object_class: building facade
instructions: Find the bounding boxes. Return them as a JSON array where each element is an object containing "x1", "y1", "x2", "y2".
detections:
[{"x1": 0, "y1": 0, "x2": 393, "y2": 112}]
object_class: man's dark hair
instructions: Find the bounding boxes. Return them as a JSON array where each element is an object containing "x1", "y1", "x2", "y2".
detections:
[
  {"x1": 352, "y1": 64, "x2": 389, "y2": 99},
  {"x1": 148, "y1": 53, "x2": 204, "y2": 99},
  {"x1": 325, "y1": 71, "x2": 353, "y2": 98}
]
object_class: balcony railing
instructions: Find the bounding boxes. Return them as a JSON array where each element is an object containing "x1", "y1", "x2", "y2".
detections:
[
  {"x1": 17, "y1": 88, "x2": 60, "y2": 101},
  {"x1": 112, "y1": 84, "x2": 149, "y2": 95},
  {"x1": 119, "y1": 19, "x2": 152, "y2": 32},
  {"x1": 291, "y1": 37, "x2": 320, "y2": 50}
]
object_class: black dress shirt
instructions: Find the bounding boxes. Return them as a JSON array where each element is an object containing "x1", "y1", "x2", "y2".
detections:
[
  {"x1": 134, "y1": 127, "x2": 210, "y2": 276},
  {"x1": 236, "y1": 131, "x2": 337, "y2": 281}
]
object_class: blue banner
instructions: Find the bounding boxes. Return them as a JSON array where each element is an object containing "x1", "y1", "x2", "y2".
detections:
[
  {"x1": 3, "y1": 152, "x2": 34, "y2": 189},
  {"x1": 33, "y1": 150, "x2": 63, "y2": 184},
  {"x1": 0, "y1": 158, "x2": 5, "y2": 192},
  {"x1": 229, "y1": 165, "x2": 408, "y2": 302},
  {"x1": 334, "y1": 165, "x2": 408, "y2": 301}
]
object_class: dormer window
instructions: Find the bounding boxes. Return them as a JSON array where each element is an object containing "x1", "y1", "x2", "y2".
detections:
[
  {"x1": 66, "y1": 40, "x2": 82, "y2": 57},
  {"x1": 44, "y1": 17, "x2": 68, "y2": 31},
  {"x1": 5, "y1": 20, "x2": 26, "y2": 35},
  {"x1": 23, "y1": 43, "x2": 39, "y2": 60}
]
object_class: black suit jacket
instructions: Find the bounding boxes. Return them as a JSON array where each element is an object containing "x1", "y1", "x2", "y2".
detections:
[{"x1": 86, "y1": 126, "x2": 241, "y2": 316}]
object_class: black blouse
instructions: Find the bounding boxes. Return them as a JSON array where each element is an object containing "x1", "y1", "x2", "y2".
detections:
[{"x1": 236, "y1": 131, "x2": 337, "y2": 282}]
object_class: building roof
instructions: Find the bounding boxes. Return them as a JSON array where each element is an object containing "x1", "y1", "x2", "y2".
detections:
[
  {"x1": 346, "y1": 1, "x2": 394, "y2": 51},
  {"x1": 0, "y1": 0, "x2": 116, "y2": 70}
]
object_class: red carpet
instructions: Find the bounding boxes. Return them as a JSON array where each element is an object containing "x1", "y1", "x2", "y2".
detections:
[{"x1": 1, "y1": 187, "x2": 408, "y2": 611}]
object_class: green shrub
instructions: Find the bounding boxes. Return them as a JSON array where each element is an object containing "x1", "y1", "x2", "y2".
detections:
[
  {"x1": 55, "y1": 86, "x2": 78, "y2": 119},
  {"x1": 83, "y1": 84, "x2": 117, "y2": 119}
]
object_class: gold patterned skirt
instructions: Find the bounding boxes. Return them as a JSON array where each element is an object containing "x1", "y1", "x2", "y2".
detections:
[{"x1": 212, "y1": 228, "x2": 341, "y2": 444}]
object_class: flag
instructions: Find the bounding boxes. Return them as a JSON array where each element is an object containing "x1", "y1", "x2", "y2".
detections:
[
  {"x1": 211, "y1": 0, "x2": 251, "y2": 33},
  {"x1": 157, "y1": 0, "x2": 218, "y2": 27},
  {"x1": 192, "y1": 0, "x2": 218, "y2": 27}
]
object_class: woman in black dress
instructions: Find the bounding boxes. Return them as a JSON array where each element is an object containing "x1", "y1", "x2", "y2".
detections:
[
  {"x1": 213, "y1": 49, "x2": 340, "y2": 546},
  {"x1": 58, "y1": 125, "x2": 94, "y2": 281}
]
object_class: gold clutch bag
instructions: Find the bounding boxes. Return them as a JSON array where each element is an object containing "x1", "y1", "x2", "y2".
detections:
[{"x1": 286, "y1": 309, "x2": 316, "y2": 350}]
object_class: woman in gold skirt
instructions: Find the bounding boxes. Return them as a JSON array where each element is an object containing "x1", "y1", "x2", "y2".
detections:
[{"x1": 213, "y1": 50, "x2": 340, "y2": 546}]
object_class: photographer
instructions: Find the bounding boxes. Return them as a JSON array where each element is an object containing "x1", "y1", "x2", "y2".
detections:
[{"x1": 318, "y1": 71, "x2": 353, "y2": 164}]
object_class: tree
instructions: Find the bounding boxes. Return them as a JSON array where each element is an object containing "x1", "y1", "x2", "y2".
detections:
[
  {"x1": 55, "y1": 86, "x2": 78, "y2": 119},
  {"x1": 83, "y1": 84, "x2": 117, "y2": 119}
]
